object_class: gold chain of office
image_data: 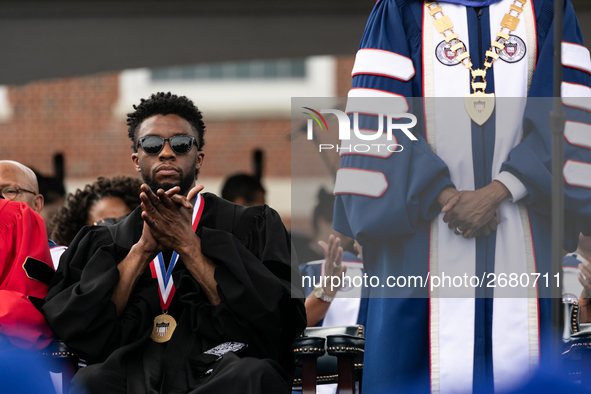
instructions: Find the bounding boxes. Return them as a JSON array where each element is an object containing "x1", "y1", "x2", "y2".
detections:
[{"x1": 426, "y1": 0, "x2": 527, "y2": 94}]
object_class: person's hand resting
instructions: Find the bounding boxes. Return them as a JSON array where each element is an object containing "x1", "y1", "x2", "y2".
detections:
[{"x1": 440, "y1": 181, "x2": 508, "y2": 238}]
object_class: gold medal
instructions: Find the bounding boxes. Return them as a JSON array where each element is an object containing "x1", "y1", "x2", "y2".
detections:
[
  {"x1": 148, "y1": 195, "x2": 205, "y2": 344},
  {"x1": 150, "y1": 312, "x2": 177, "y2": 343}
]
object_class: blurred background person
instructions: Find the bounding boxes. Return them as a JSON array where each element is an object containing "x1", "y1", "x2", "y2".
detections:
[
  {"x1": 301, "y1": 236, "x2": 366, "y2": 327},
  {"x1": 569, "y1": 234, "x2": 591, "y2": 323},
  {"x1": 50, "y1": 175, "x2": 142, "y2": 247},
  {"x1": 563, "y1": 234, "x2": 591, "y2": 298},
  {"x1": 32, "y1": 154, "x2": 67, "y2": 238},
  {"x1": 292, "y1": 187, "x2": 354, "y2": 268},
  {"x1": 221, "y1": 149, "x2": 266, "y2": 207},
  {"x1": 299, "y1": 236, "x2": 366, "y2": 394},
  {"x1": 311, "y1": 188, "x2": 353, "y2": 254},
  {"x1": 221, "y1": 173, "x2": 266, "y2": 206}
]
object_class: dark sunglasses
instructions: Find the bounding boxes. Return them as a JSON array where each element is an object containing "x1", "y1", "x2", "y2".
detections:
[{"x1": 138, "y1": 135, "x2": 196, "y2": 155}]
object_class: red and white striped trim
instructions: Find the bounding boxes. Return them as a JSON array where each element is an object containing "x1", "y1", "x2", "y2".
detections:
[
  {"x1": 564, "y1": 160, "x2": 591, "y2": 189},
  {"x1": 564, "y1": 121, "x2": 591, "y2": 150},
  {"x1": 521, "y1": 205, "x2": 541, "y2": 369},
  {"x1": 562, "y1": 82, "x2": 591, "y2": 112},
  {"x1": 346, "y1": 88, "x2": 409, "y2": 115},
  {"x1": 562, "y1": 42, "x2": 591, "y2": 75},
  {"x1": 352, "y1": 48, "x2": 415, "y2": 82},
  {"x1": 333, "y1": 168, "x2": 388, "y2": 198},
  {"x1": 339, "y1": 129, "x2": 399, "y2": 158}
]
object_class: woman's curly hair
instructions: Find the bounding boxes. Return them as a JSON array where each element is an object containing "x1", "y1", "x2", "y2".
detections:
[{"x1": 50, "y1": 176, "x2": 142, "y2": 246}]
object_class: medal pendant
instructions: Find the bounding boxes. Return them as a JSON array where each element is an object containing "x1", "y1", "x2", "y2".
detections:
[
  {"x1": 464, "y1": 92, "x2": 495, "y2": 125},
  {"x1": 150, "y1": 312, "x2": 177, "y2": 343}
]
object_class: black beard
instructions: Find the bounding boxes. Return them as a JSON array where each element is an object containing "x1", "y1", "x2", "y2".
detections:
[{"x1": 142, "y1": 166, "x2": 198, "y2": 197}]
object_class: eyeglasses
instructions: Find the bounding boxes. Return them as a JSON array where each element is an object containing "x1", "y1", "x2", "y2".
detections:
[
  {"x1": 137, "y1": 135, "x2": 197, "y2": 155},
  {"x1": 94, "y1": 217, "x2": 122, "y2": 226},
  {"x1": 0, "y1": 186, "x2": 37, "y2": 201}
]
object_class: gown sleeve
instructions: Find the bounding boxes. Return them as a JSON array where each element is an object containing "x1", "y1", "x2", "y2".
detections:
[
  {"x1": 500, "y1": 0, "x2": 591, "y2": 249},
  {"x1": 177, "y1": 204, "x2": 306, "y2": 364},
  {"x1": 43, "y1": 226, "x2": 161, "y2": 362},
  {"x1": 333, "y1": 0, "x2": 454, "y2": 244}
]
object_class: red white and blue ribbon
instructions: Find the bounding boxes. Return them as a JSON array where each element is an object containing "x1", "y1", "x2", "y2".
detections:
[{"x1": 149, "y1": 193, "x2": 205, "y2": 310}]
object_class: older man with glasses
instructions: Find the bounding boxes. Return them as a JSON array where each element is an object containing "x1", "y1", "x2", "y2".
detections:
[
  {"x1": 0, "y1": 160, "x2": 67, "y2": 269},
  {"x1": 0, "y1": 160, "x2": 55, "y2": 351},
  {"x1": 0, "y1": 160, "x2": 44, "y2": 213}
]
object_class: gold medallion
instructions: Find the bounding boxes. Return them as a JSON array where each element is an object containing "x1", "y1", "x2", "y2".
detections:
[
  {"x1": 150, "y1": 312, "x2": 177, "y2": 343},
  {"x1": 427, "y1": 1, "x2": 525, "y2": 124},
  {"x1": 464, "y1": 92, "x2": 495, "y2": 126}
]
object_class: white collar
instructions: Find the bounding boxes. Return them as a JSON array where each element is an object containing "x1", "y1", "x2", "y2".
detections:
[{"x1": 567, "y1": 252, "x2": 590, "y2": 265}]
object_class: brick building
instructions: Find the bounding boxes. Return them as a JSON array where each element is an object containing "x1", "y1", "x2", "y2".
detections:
[{"x1": 0, "y1": 55, "x2": 355, "y2": 233}]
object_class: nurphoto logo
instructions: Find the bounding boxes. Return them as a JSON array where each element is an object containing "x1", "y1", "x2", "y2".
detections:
[{"x1": 302, "y1": 107, "x2": 418, "y2": 153}]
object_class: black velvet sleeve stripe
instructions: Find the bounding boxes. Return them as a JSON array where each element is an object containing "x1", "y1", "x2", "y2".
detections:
[{"x1": 23, "y1": 256, "x2": 55, "y2": 286}]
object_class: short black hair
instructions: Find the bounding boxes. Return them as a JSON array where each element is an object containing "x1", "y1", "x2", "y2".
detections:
[
  {"x1": 126, "y1": 92, "x2": 206, "y2": 152},
  {"x1": 50, "y1": 176, "x2": 142, "y2": 246},
  {"x1": 221, "y1": 174, "x2": 266, "y2": 205}
]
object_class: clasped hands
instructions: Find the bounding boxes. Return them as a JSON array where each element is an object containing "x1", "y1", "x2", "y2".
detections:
[
  {"x1": 437, "y1": 181, "x2": 510, "y2": 239},
  {"x1": 111, "y1": 183, "x2": 221, "y2": 312},
  {"x1": 137, "y1": 183, "x2": 205, "y2": 258}
]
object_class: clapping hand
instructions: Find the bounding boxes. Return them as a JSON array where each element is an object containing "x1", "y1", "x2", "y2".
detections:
[{"x1": 140, "y1": 184, "x2": 205, "y2": 251}]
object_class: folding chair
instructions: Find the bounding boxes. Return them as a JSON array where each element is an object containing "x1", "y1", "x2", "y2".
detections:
[
  {"x1": 41, "y1": 340, "x2": 79, "y2": 394},
  {"x1": 563, "y1": 300, "x2": 591, "y2": 385},
  {"x1": 293, "y1": 325, "x2": 365, "y2": 394}
]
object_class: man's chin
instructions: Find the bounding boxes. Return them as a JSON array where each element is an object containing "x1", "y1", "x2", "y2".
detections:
[
  {"x1": 147, "y1": 180, "x2": 179, "y2": 193},
  {"x1": 143, "y1": 170, "x2": 196, "y2": 196}
]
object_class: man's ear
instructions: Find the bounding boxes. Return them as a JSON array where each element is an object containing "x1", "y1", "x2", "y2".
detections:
[
  {"x1": 34, "y1": 194, "x2": 44, "y2": 213},
  {"x1": 132, "y1": 152, "x2": 141, "y2": 173},
  {"x1": 196, "y1": 151, "x2": 205, "y2": 171}
]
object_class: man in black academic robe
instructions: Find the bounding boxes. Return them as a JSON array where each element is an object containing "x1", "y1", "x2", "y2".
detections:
[{"x1": 43, "y1": 92, "x2": 306, "y2": 393}]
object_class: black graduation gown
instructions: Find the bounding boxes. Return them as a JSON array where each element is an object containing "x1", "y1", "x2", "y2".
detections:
[{"x1": 42, "y1": 193, "x2": 306, "y2": 393}]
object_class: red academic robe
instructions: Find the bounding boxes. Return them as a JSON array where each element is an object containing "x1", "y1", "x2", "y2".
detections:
[{"x1": 0, "y1": 199, "x2": 54, "y2": 349}]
